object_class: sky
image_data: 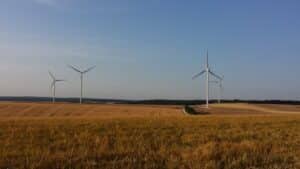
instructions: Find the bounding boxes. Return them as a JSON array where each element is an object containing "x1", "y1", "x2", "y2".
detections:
[{"x1": 0, "y1": 0, "x2": 300, "y2": 100}]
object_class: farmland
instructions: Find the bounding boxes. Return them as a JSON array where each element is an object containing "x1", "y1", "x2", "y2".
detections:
[{"x1": 0, "y1": 102, "x2": 299, "y2": 169}]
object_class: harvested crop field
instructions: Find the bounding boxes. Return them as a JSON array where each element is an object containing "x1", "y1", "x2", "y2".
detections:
[
  {"x1": 194, "y1": 103, "x2": 300, "y2": 115},
  {"x1": 0, "y1": 102, "x2": 183, "y2": 118},
  {"x1": 0, "y1": 102, "x2": 299, "y2": 169}
]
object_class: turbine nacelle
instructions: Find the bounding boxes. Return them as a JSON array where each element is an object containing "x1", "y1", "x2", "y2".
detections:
[
  {"x1": 49, "y1": 71, "x2": 65, "y2": 85},
  {"x1": 68, "y1": 65, "x2": 96, "y2": 74}
]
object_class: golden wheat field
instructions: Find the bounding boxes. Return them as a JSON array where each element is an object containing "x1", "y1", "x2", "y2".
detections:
[{"x1": 0, "y1": 102, "x2": 299, "y2": 169}]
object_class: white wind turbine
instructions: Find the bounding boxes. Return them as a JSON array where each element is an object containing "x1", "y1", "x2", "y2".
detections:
[
  {"x1": 68, "y1": 65, "x2": 96, "y2": 104},
  {"x1": 210, "y1": 76, "x2": 224, "y2": 104},
  {"x1": 49, "y1": 71, "x2": 65, "y2": 103},
  {"x1": 192, "y1": 49, "x2": 223, "y2": 108}
]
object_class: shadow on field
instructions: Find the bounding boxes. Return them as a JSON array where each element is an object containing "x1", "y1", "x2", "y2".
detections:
[{"x1": 183, "y1": 105, "x2": 210, "y2": 115}]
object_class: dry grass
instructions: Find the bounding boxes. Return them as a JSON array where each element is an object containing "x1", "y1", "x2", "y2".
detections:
[
  {"x1": 195, "y1": 103, "x2": 300, "y2": 115},
  {"x1": 0, "y1": 102, "x2": 183, "y2": 118},
  {"x1": 0, "y1": 102, "x2": 299, "y2": 169}
]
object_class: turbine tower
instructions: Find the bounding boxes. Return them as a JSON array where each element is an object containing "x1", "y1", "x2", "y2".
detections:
[
  {"x1": 68, "y1": 65, "x2": 95, "y2": 104},
  {"x1": 49, "y1": 71, "x2": 65, "y2": 103},
  {"x1": 192, "y1": 49, "x2": 223, "y2": 108}
]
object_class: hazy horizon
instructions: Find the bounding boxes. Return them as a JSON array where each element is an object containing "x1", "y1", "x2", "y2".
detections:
[{"x1": 1, "y1": 0, "x2": 300, "y2": 100}]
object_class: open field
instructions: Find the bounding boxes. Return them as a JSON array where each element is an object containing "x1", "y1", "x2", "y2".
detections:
[
  {"x1": 0, "y1": 102, "x2": 183, "y2": 118},
  {"x1": 194, "y1": 103, "x2": 300, "y2": 115},
  {"x1": 0, "y1": 102, "x2": 299, "y2": 169}
]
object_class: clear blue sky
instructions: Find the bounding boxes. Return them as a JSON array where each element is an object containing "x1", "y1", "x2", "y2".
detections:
[{"x1": 0, "y1": 0, "x2": 299, "y2": 100}]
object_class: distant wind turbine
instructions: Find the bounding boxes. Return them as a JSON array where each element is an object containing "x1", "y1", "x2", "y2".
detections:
[
  {"x1": 192, "y1": 49, "x2": 223, "y2": 108},
  {"x1": 49, "y1": 71, "x2": 65, "y2": 103},
  {"x1": 68, "y1": 65, "x2": 96, "y2": 104},
  {"x1": 210, "y1": 76, "x2": 224, "y2": 104}
]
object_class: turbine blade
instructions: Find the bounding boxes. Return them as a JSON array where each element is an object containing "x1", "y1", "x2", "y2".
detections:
[
  {"x1": 206, "y1": 49, "x2": 208, "y2": 67},
  {"x1": 83, "y1": 66, "x2": 96, "y2": 74},
  {"x1": 51, "y1": 81, "x2": 55, "y2": 89},
  {"x1": 48, "y1": 71, "x2": 55, "y2": 80},
  {"x1": 56, "y1": 79, "x2": 65, "y2": 82},
  {"x1": 192, "y1": 70, "x2": 205, "y2": 80},
  {"x1": 68, "y1": 65, "x2": 82, "y2": 73},
  {"x1": 220, "y1": 77, "x2": 224, "y2": 91},
  {"x1": 209, "y1": 70, "x2": 223, "y2": 80}
]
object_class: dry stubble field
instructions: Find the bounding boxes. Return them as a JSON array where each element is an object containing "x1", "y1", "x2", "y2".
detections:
[{"x1": 0, "y1": 102, "x2": 299, "y2": 169}]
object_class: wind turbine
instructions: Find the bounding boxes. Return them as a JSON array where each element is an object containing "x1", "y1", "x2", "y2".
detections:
[
  {"x1": 192, "y1": 49, "x2": 223, "y2": 108},
  {"x1": 68, "y1": 65, "x2": 95, "y2": 104},
  {"x1": 49, "y1": 71, "x2": 65, "y2": 103},
  {"x1": 210, "y1": 76, "x2": 224, "y2": 104}
]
